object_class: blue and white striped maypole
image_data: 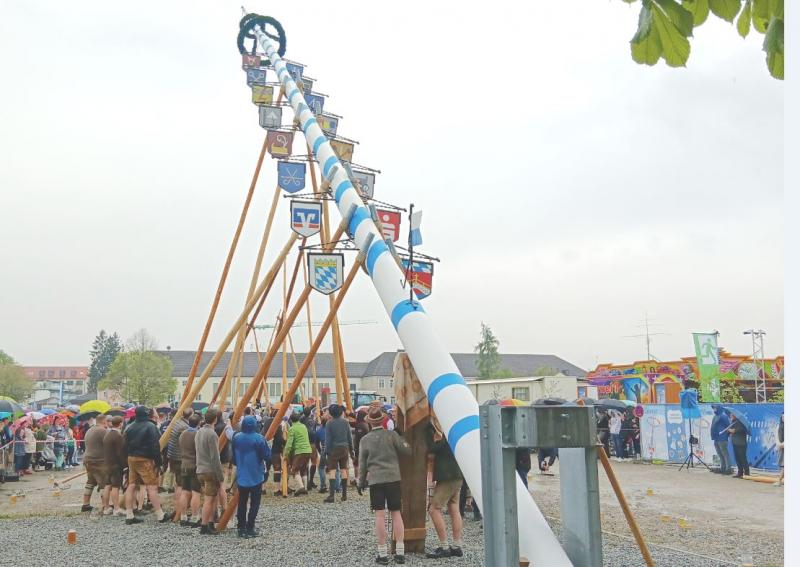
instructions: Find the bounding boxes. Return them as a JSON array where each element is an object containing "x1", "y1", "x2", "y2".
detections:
[{"x1": 252, "y1": 21, "x2": 570, "y2": 565}]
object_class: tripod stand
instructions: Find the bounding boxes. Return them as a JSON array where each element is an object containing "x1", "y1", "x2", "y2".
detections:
[{"x1": 678, "y1": 419, "x2": 710, "y2": 471}]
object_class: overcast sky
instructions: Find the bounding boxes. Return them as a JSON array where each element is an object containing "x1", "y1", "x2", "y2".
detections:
[{"x1": 0, "y1": 1, "x2": 783, "y2": 372}]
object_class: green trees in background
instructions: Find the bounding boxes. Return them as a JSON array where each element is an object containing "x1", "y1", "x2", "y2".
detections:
[
  {"x1": 88, "y1": 330, "x2": 123, "y2": 392},
  {"x1": 0, "y1": 350, "x2": 33, "y2": 402},
  {"x1": 99, "y1": 329, "x2": 175, "y2": 406},
  {"x1": 622, "y1": 0, "x2": 784, "y2": 79}
]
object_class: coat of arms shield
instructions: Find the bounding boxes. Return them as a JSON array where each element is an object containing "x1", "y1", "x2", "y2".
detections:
[
  {"x1": 309, "y1": 253, "x2": 344, "y2": 295},
  {"x1": 290, "y1": 200, "x2": 322, "y2": 238}
]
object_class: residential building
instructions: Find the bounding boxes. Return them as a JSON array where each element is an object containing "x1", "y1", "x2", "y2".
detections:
[
  {"x1": 22, "y1": 366, "x2": 89, "y2": 407},
  {"x1": 467, "y1": 375, "x2": 581, "y2": 404}
]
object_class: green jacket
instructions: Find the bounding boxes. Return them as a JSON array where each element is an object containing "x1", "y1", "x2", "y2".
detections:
[{"x1": 283, "y1": 421, "x2": 312, "y2": 457}]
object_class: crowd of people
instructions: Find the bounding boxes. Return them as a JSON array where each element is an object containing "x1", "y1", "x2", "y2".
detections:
[
  {"x1": 11, "y1": 400, "x2": 474, "y2": 565},
  {"x1": 596, "y1": 408, "x2": 641, "y2": 462}
]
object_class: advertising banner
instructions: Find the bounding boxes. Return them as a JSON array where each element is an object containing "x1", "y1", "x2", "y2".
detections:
[{"x1": 693, "y1": 332, "x2": 721, "y2": 402}]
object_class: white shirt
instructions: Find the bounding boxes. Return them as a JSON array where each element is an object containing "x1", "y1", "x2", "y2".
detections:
[{"x1": 609, "y1": 414, "x2": 622, "y2": 435}]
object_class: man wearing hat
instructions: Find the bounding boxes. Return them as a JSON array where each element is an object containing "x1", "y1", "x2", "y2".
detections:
[{"x1": 358, "y1": 406, "x2": 411, "y2": 565}]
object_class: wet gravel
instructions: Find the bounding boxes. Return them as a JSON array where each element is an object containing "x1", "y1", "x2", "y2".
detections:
[{"x1": 0, "y1": 487, "x2": 765, "y2": 566}]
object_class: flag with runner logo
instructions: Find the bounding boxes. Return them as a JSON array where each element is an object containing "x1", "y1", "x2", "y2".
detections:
[
  {"x1": 692, "y1": 332, "x2": 720, "y2": 402},
  {"x1": 290, "y1": 200, "x2": 321, "y2": 237}
]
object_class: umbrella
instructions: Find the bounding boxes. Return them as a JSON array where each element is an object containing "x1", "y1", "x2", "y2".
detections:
[
  {"x1": 12, "y1": 415, "x2": 32, "y2": 429},
  {"x1": 124, "y1": 407, "x2": 136, "y2": 419},
  {"x1": 192, "y1": 402, "x2": 209, "y2": 411},
  {"x1": 596, "y1": 399, "x2": 628, "y2": 411},
  {"x1": 722, "y1": 406, "x2": 752, "y2": 434},
  {"x1": 40, "y1": 408, "x2": 56, "y2": 415},
  {"x1": 77, "y1": 410, "x2": 101, "y2": 421},
  {"x1": 80, "y1": 400, "x2": 111, "y2": 415},
  {"x1": 534, "y1": 397, "x2": 568, "y2": 405},
  {"x1": 382, "y1": 403, "x2": 394, "y2": 412},
  {"x1": 28, "y1": 411, "x2": 46, "y2": 420},
  {"x1": 66, "y1": 404, "x2": 81, "y2": 413},
  {"x1": 0, "y1": 411, "x2": 12, "y2": 419},
  {"x1": 574, "y1": 397, "x2": 597, "y2": 406},
  {"x1": 0, "y1": 398, "x2": 24, "y2": 415},
  {"x1": 155, "y1": 403, "x2": 172, "y2": 415},
  {"x1": 105, "y1": 407, "x2": 126, "y2": 417},
  {"x1": 499, "y1": 399, "x2": 528, "y2": 407}
]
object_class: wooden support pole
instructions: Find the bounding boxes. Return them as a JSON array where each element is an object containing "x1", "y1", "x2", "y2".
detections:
[
  {"x1": 158, "y1": 233, "x2": 299, "y2": 449},
  {"x1": 337, "y1": 332, "x2": 352, "y2": 411},
  {"x1": 216, "y1": 213, "x2": 352, "y2": 448},
  {"x1": 215, "y1": 183, "x2": 283, "y2": 409},
  {"x1": 597, "y1": 446, "x2": 655, "y2": 567},
  {"x1": 180, "y1": 108, "x2": 279, "y2": 404},
  {"x1": 217, "y1": 237, "x2": 370, "y2": 531}
]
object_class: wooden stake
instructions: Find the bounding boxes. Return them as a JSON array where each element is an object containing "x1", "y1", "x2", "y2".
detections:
[
  {"x1": 217, "y1": 238, "x2": 369, "y2": 531},
  {"x1": 158, "y1": 233, "x2": 299, "y2": 448},
  {"x1": 597, "y1": 446, "x2": 655, "y2": 567}
]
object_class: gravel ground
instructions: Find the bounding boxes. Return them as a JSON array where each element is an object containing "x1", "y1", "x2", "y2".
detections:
[{"x1": 0, "y1": 461, "x2": 783, "y2": 566}]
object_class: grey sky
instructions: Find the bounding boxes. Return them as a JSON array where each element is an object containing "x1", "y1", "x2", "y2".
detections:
[{"x1": 0, "y1": 1, "x2": 783, "y2": 371}]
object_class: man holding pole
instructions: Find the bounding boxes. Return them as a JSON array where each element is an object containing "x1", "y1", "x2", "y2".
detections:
[
  {"x1": 195, "y1": 408, "x2": 224, "y2": 534},
  {"x1": 358, "y1": 406, "x2": 411, "y2": 565},
  {"x1": 283, "y1": 410, "x2": 312, "y2": 496},
  {"x1": 102, "y1": 416, "x2": 125, "y2": 516},
  {"x1": 81, "y1": 414, "x2": 108, "y2": 513},
  {"x1": 323, "y1": 403, "x2": 354, "y2": 503},
  {"x1": 123, "y1": 407, "x2": 170, "y2": 525}
]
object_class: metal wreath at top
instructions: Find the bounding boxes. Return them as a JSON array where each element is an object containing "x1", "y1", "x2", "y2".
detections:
[{"x1": 238, "y1": 13, "x2": 286, "y2": 57}]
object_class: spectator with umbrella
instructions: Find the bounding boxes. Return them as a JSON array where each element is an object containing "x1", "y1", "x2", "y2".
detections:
[{"x1": 725, "y1": 408, "x2": 751, "y2": 478}]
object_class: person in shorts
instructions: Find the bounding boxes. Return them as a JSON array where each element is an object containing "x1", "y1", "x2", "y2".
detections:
[
  {"x1": 82, "y1": 414, "x2": 108, "y2": 512},
  {"x1": 102, "y1": 416, "x2": 126, "y2": 516},
  {"x1": 195, "y1": 408, "x2": 224, "y2": 535},
  {"x1": 357, "y1": 407, "x2": 411, "y2": 565},
  {"x1": 177, "y1": 413, "x2": 202, "y2": 525},
  {"x1": 122, "y1": 406, "x2": 170, "y2": 525},
  {"x1": 323, "y1": 404, "x2": 354, "y2": 503},
  {"x1": 283, "y1": 411, "x2": 312, "y2": 496},
  {"x1": 425, "y1": 418, "x2": 464, "y2": 558}
]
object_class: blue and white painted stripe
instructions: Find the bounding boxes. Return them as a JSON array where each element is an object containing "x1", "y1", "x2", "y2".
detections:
[{"x1": 253, "y1": 24, "x2": 571, "y2": 566}]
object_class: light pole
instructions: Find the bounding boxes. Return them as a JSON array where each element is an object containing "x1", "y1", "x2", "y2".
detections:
[{"x1": 743, "y1": 329, "x2": 767, "y2": 403}]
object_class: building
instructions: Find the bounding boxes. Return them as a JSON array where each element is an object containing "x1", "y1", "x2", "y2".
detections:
[
  {"x1": 22, "y1": 366, "x2": 89, "y2": 407},
  {"x1": 161, "y1": 350, "x2": 585, "y2": 406},
  {"x1": 161, "y1": 350, "x2": 367, "y2": 405},
  {"x1": 586, "y1": 350, "x2": 785, "y2": 403},
  {"x1": 467, "y1": 375, "x2": 582, "y2": 404}
]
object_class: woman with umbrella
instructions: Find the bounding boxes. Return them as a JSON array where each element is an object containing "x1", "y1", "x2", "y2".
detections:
[{"x1": 727, "y1": 412, "x2": 750, "y2": 478}]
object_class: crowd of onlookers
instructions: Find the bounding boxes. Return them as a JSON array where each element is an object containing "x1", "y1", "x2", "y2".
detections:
[{"x1": 1, "y1": 414, "x2": 85, "y2": 476}]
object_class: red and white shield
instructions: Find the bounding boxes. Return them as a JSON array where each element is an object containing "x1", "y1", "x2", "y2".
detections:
[{"x1": 377, "y1": 209, "x2": 401, "y2": 242}]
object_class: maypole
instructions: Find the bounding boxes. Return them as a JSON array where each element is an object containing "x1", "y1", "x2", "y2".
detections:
[{"x1": 243, "y1": 13, "x2": 570, "y2": 564}]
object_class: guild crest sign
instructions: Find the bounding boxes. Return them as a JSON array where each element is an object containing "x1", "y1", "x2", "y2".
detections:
[
  {"x1": 259, "y1": 106, "x2": 282, "y2": 129},
  {"x1": 377, "y1": 209, "x2": 401, "y2": 242},
  {"x1": 285, "y1": 62, "x2": 304, "y2": 81},
  {"x1": 267, "y1": 130, "x2": 294, "y2": 158},
  {"x1": 401, "y1": 259, "x2": 433, "y2": 300},
  {"x1": 290, "y1": 200, "x2": 322, "y2": 237},
  {"x1": 330, "y1": 140, "x2": 354, "y2": 163},
  {"x1": 246, "y1": 68, "x2": 267, "y2": 87},
  {"x1": 304, "y1": 93, "x2": 325, "y2": 115},
  {"x1": 277, "y1": 161, "x2": 306, "y2": 193},
  {"x1": 299, "y1": 78, "x2": 314, "y2": 93},
  {"x1": 242, "y1": 54, "x2": 261, "y2": 69},
  {"x1": 351, "y1": 170, "x2": 375, "y2": 199},
  {"x1": 252, "y1": 85, "x2": 274, "y2": 106},
  {"x1": 317, "y1": 114, "x2": 339, "y2": 137},
  {"x1": 309, "y1": 253, "x2": 344, "y2": 295}
]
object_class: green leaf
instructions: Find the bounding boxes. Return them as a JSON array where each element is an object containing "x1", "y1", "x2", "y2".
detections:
[
  {"x1": 631, "y1": 3, "x2": 664, "y2": 65},
  {"x1": 655, "y1": 0, "x2": 695, "y2": 36},
  {"x1": 763, "y1": 16, "x2": 784, "y2": 79},
  {"x1": 682, "y1": 0, "x2": 710, "y2": 25},
  {"x1": 737, "y1": 0, "x2": 751, "y2": 37},
  {"x1": 652, "y1": 2, "x2": 692, "y2": 66},
  {"x1": 752, "y1": 0, "x2": 769, "y2": 31},
  {"x1": 709, "y1": 0, "x2": 742, "y2": 21},
  {"x1": 632, "y1": 1, "x2": 655, "y2": 43}
]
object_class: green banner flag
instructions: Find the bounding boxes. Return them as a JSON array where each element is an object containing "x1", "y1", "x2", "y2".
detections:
[{"x1": 693, "y1": 332, "x2": 720, "y2": 402}]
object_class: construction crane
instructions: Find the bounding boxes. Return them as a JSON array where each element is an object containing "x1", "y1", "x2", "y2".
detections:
[{"x1": 251, "y1": 320, "x2": 377, "y2": 330}]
